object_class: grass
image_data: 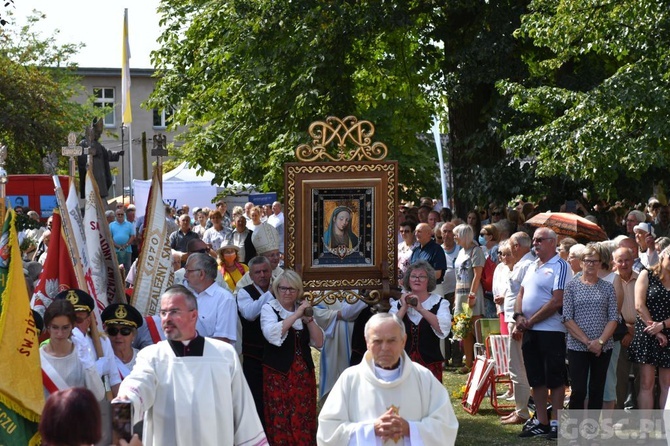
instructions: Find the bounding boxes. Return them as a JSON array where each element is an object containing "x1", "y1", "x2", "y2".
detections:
[
  {"x1": 442, "y1": 371, "x2": 554, "y2": 446},
  {"x1": 312, "y1": 349, "x2": 554, "y2": 446}
]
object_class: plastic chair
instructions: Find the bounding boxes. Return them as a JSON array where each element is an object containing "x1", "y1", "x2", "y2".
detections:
[
  {"x1": 473, "y1": 318, "x2": 501, "y2": 357},
  {"x1": 462, "y1": 355, "x2": 495, "y2": 415},
  {"x1": 486, "y1": 334, "x2": 515, "y2": 414}
]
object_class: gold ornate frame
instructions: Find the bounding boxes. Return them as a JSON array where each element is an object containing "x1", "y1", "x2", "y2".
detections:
[{"x1": 284, "y1": 116, "x2": 398, "y2": 305}]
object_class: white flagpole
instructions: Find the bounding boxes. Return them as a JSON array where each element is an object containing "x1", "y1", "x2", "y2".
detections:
[
  {"x1": 122, "y1": 9, "x2": 134, "y2": 202},
  {"x1": 432, "y1": 116, "x2": 449, "y2": 208}
]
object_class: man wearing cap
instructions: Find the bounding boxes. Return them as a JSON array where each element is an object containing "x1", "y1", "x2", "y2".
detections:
[
  {"x1": 183, "y1": 253, "x2": 238, "y2": 344},
  {"x1": 236, "y1": 256, "x2": 275, "y2": 425},
  {"x1": 101, "y1": 303, "x2": 143, "y2": 379},
  {"x1": 634, "y1": 221, "x2": 659, "y2": 270},
  {"x1": 115, "y1": 285, "x2": 267, "y2": 446},
  {"x1": 234, "y1": 223, "x2": 282, "y2": 293}
]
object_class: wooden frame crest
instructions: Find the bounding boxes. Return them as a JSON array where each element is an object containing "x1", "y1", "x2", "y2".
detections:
[{"x1": 284, "y1": 116, "x2": 398, "y2": 305}]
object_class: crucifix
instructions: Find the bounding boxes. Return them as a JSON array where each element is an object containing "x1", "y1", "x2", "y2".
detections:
[
  {"x1": 152, "y1": 133, "x2": 168, "y2": 191},
  {"x1": 61, "y1": 131, "x2": 82, "y2": 179},
  {"x1": 0, "y1": 144, "x2": 6, "y2": 224}
]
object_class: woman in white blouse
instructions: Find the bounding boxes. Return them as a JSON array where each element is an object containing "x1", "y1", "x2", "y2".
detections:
[
  {"x1": 390, "y1": 260, "x2": 452, "y2": 382},
  {"x1": 260, "y1": 270, "x2": 323, "y2": 445},
  {"x1": 39, "y1": 300, "x2": 105, "y2": 401}
]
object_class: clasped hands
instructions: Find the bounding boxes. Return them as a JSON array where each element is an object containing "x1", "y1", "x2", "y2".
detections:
[
  {"x1": 643, "y1": 320, "x2": 668, "y2": 347},
  {"x1": 374, "y1": 407, "x2": 409, "y2": 442}
]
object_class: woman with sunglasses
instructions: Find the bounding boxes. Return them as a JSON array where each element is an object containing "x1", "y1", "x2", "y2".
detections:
[
  {"x1": 101, "y1": 303, "x2": 144, "y2": 379},
  {"x1": 40, "y1": 299, "x2": 105, "y2": 400}
]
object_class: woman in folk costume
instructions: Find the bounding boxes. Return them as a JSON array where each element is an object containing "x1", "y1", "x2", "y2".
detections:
[
  {"x1": 101, "y1": 303, "x2": 144, "y2": 380},
  {"x1": 261, "y1": 270, "x2": 324, "y2": 445},
  {"x1": 390, "y1": 260, "x2": 452, "y2": 381},
  {"x1": 39, "y1": 299, "x2": 105, "y2": 400}
]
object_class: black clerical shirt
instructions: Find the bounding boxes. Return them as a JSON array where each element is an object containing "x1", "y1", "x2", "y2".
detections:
[{"x1": 167, "y1": 335, "x2": 205, "y2": 357}]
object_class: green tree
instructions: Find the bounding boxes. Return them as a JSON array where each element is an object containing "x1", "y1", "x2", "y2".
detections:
[
  {"x1": 0, "y1": 11, "x2": 93, "y2": 175},
  {"x1": 498, "y1": 0, "x2": 670, "y2": 200},
  {"x1": 150, "y1": 0, "x2": 448, "y2": 201}
]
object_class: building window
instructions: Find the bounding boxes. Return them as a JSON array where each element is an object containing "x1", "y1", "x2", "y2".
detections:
[
  {"x1": 153, "y1": 107, "x2": 173, "y2": 128},
  {"x1": 93, "y1": 87, "x2": 115, "y2": 127}
]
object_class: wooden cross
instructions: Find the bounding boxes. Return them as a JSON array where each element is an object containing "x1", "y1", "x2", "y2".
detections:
[
  {"x1": 61, "y1": 131, "x2": 82, "y2": 178},
  {"x1": 152, "y1": 133, "x2": 168, "y2": 189}
]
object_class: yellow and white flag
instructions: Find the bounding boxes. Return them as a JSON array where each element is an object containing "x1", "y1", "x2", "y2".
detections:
[
  {"x1": 121, "y1": 8, "x2": 132, "y2": 125},
  {"x1": 131, "y1": 168, "x2": 174, "y2": 315},
  {"x1": 0, "y1": 210, "x2": 43, "y2": 446}
]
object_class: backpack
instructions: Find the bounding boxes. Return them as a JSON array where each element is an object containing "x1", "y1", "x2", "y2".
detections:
[{"x1": 480, "y1": 256, "x2": 496, "y2": 294}]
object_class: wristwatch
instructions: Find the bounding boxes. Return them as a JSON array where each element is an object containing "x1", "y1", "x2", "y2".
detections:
[
  {"x1": 512, "y1": 312, "x2": 524, "y2": 321},
  {"x1": 597, "y1": 338, "x2": 604, "y2": 346}
]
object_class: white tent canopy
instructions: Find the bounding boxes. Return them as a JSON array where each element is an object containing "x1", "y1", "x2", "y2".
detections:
[{"x1": 132, "y1": 162, "x2": 258, "y2": 219}]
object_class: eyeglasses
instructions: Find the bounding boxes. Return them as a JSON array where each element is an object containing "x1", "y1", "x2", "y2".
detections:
[
  {"x1": 159, "y1": 308, "x2": 195, "y2": 317},
  {"x1": 491, "y1": 211, "x2": 502, "y2": 216},
  {"x1": 409, "y1": 275, "x2": 428, "y2": 281},
  {"x1": 116, "y1": 213, "x2": 125, "y2": 217},
  {"x1": 582, "y1": 259, "x2": 600, "y2": 266},
  {"x1": 480, "y1": 232, "x2": 490, "y2": 236},
  {"x1": 106, "y1": 326, "x2": 133, "y2": 336},
  {"x1": 277, "y1": 286, "x2": 298, "y2": 294},
  {"x1": 626, "y1": 219, "x2": 638, "y2": 223},
  {"x1": 532, "y1": 237, "x2": 551, "y2": 243},
  {"x1": 499, "y1": 252, "x2": 512, "y2": 257}
]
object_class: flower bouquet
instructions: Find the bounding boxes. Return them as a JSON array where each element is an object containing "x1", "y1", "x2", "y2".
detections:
[{"x1": 451, "y1": 303, "x2": 473, "y2": 341}]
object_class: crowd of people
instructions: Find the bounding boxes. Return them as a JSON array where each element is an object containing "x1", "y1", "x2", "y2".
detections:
[
  {"x1": 396, "y1": 196, "x2": 670, "y2": 440},
  {"x1": 19, "y1": 192, "x2": 670, "y2": 444}
]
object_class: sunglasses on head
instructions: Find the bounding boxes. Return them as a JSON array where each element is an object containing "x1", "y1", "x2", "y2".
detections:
[{"x1": 106, "y1": 326, "x2": 133, "y2": 336}]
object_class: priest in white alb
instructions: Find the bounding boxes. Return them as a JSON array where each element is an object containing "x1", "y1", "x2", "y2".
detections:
[
  {"x1": 317, "y1": 312, "x2": 458, "y2": 446},
  {"x1": 114, "y1": 285, "x2": 266, "y2": 446}
]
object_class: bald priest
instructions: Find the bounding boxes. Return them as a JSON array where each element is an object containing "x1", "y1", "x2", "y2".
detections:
[{"x1": 317, "y1": 313, "x2": 458, "y2": 446}]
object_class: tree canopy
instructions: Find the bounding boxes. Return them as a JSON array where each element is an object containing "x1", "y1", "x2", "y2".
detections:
[
  {"x1": 499, "y1": 0, "x2": 670, "y2": 200},
  {"x1": 0, "y1": 11, "x2": 92, "y2": 175},
  {"x1": 151, "y1": 0, "x2": 669, "y2": 207},
  {"x1": 150, "y1": 0, "x2": 451, "y2": 201}
]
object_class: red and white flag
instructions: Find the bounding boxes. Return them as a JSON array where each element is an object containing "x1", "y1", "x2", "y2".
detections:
[
  {"x1": 84, "y1": 170, "x2": 126, "y2": 306},
  {"x1": 131, "y1": 168, "x2": 174, "y2": 315},
  {"x1": 30, "y1": 210, "x2": 79, "y2": 316},
  {"x1": 65, "y1": 178, "x2": 104, "y2": 314}
]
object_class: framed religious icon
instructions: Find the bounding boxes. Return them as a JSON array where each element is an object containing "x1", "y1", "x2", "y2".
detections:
[{"x1": 284, "y1": 116, "x2": 398, "y2": 300}]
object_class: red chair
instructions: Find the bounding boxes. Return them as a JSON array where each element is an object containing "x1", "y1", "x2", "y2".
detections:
[
  {"x1": 461, "y1": 355, "x2": 495, "y2": 415},
  {"x1": 486, "y1": 334, "x2": 515, "y2": 414}
]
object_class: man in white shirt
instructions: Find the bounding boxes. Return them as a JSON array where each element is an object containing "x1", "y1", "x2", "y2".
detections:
[
  {"x1": 183, "y1": 253, "x2": 237, "y2": 344},
  {"x1": 266, "y1": 201, "x2": 284, "y2": 255},
  {"x1": 317, "y1": 313, "x2": 458, "y2": 445}
]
